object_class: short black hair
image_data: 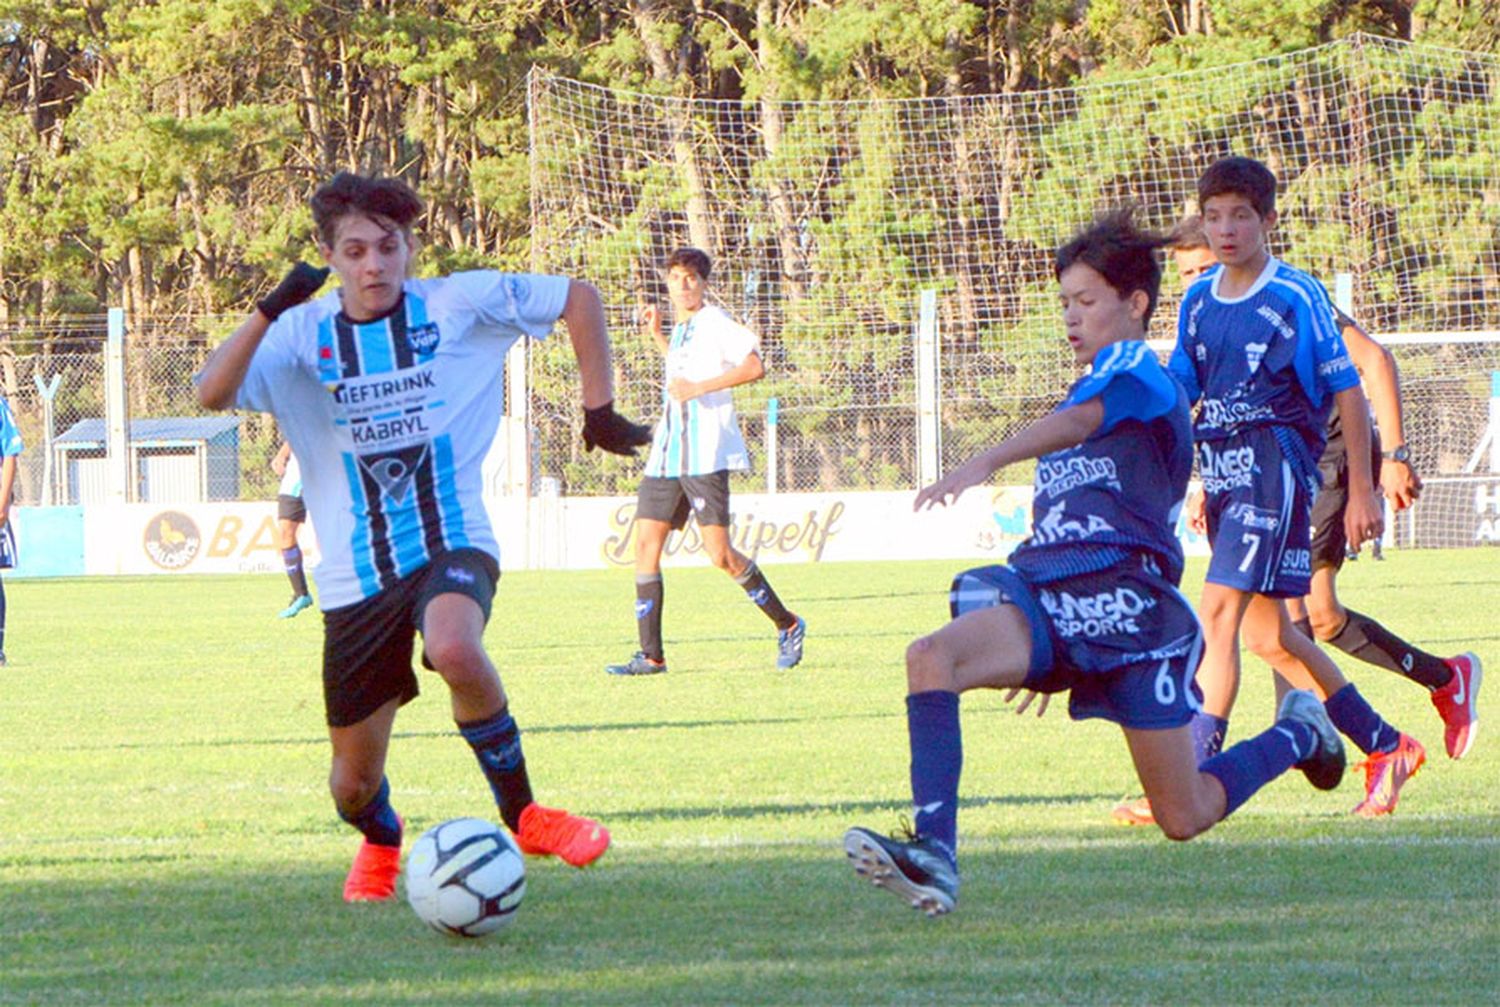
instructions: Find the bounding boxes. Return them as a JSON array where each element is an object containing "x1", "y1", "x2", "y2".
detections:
[
  {"x1": 664, "y1": 247, "x2": 712, "y2": 280},
  {"x1": 1197, "y1": 156, "x2": 1277, "y2": 218},
  {"x1": 310, "y1": 172, "x2": 424, "y2": 246},
  {"x1": 1054, "y1": 208, "x2": 1167, "y2": 325},
  {"x1": 1167, "y1": 214, "x2": 1208, "y2": 251}
]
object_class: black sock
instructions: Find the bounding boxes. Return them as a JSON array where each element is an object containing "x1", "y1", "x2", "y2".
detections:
[
  {"x1": 1328, "y1": 608, "x2": 1453, "y2": 690},
  {"x1": 636, "y1": 574, "x2": 664, "y2": 662},
  {"x1": 283, "y1": 545, "x2": 309, "y2": 597},
  {"x1": 457, "y1": 708, "x2": 534, "y2": 831},
  {"x1": 735, "y1": 562, "x2": 795, "y2": 630}
]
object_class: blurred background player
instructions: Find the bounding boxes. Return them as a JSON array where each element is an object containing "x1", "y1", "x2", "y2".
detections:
[
  {"x1": 197, "y1": 171, "x2": 650, "y2": 902},
  {"x1": 271, "y1": 440, "x2": 313, "y2": 618},
  {"x1": 844, "y1": 210, "x2": 1346, "y2": 917},
  {"x1": 1165, "y1": 157, "x2": 1424, "y2": 820},
  {"x1": 606, "y1": 247, "x2": 805, "y2": 676},
  {"x1": 0, "y1": 391, "x2": 21, "y2": 666}
]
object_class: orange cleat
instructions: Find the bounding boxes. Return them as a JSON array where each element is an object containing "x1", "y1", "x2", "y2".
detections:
[
  {"x1": 343, "y1": 838, "x2": 402, "y2": 902},
  {"x1": 1110, "y1": 795, "x2": 1154, "y2": 826},
  {"x1": 514, "y1": 803, "x2": 610, "y2": 867},
  {"x1": 1431, "y1": 652, "x2": 1481, "y2": 760},
  {"x1": 1351, "y1": 733, "x2": 1426, "y2": 818}
]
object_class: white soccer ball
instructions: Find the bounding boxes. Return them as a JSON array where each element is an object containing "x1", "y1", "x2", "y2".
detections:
[{"x1": 405, "y1": 817, "x2": 526, "y2": 937}]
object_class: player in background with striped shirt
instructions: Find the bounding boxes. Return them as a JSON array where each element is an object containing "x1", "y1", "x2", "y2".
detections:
[
  {"x1": 606, "y1": 248, "x2": 805, "y2": 676},
  {"x1": 197, "y1": 171, "x2": 650, "y2": 902}
]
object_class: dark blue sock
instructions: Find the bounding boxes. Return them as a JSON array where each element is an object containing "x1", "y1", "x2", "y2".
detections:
[
  {"x1": 907, "y1": 690, "x2": 961, "y2": 866},
  {"x1": 1324, "y1": 683, "x2": 1401, "y2": 755},
  {"x1": 282, "y1": 545, "x2": 309, "y2": 597},
  {"x1": 338, "y1": 776, "x2": 402, "y2": 847},
  {"x1": 0, "y1": 575, "x2": 7, "y2": 652},
  {"x1": 1200, "y1": 719, "x2": 1315, "y2": 817},
  {"x1": 458, "y1": 708, "x2": 534, "y2": 831},
  {"x1": 1190, "y1": 712, "x2": 1228, "y2": 762}
]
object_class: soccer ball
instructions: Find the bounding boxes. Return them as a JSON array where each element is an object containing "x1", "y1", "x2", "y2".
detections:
[{"x1": 405, "y1": 817, "x2": 526, "y2": 937}]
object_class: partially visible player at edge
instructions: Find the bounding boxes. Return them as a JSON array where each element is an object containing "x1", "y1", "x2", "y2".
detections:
[
  {"x1": 196, "y1": 172, "x2": 651, "y2": 902},
  {"x1": 271, "y1": 439, "x2": 314, "y2": 618},
  {"x1": 1165, "y1": 157, "x2": 1425, "y2": 819},
  {"x1": 1112, "y1": 215, "x2": 1482, "y2": 827},
  {"x1": 844, "y1": 210, "x2": 1347, "y2": 917},
  {"x1": 605, "y1": 247, "x2": 805, "y2": 676},
  {"x1": 0, "y1": 391, "x2": 21, "y2": 666}
]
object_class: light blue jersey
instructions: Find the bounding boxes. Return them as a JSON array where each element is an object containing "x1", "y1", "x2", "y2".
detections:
[
  {"x1": 0, "y1": 397, "x2": 22, "y2": 458},
  {"x1": 643, "y1": 304, "x2": 757, "y2": 478},
  {"x1": 238, "y1": 272, "x2": 569, "y2": 608}
]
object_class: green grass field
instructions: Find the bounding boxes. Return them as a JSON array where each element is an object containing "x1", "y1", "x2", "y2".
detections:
[{"x1": 2, "y1": 552, "x2": 1496, "y2": 1005}]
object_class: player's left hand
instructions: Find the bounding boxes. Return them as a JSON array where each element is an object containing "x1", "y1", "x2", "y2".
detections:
[
  {"x1": 1002, "y1": 686, "x2": 1051, "y2": 717},
  {"x1": 582, "y1": 402, "x2": 653, "y2": 456},
  {"x1": 1344, "y1": 489, "x2": 1384, "y2": 551},
  {"x1": 1380, "y1": 458, "x2": 1422, "y2": 512},
  {"x1": 915, "y1": 458, "x2": 989, "y2": 511},
  {"x1": 667, "y1": 377, "x2": 700, "y2": 403}
]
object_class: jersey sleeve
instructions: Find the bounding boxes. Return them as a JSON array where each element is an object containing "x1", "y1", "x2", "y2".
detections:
[
  {"x1": 446, "y1": 271, "x2": 571, "y2": 339},
  {"x1": 1168, "y1": 295, "x2": 1202, "y2": 405},
  {"x1": 0, "y1": 398, "x2": 22, "y2": 456},
  {"x1": 709, "y1": 307, "x2": 760, "y2": 365},
  {"x1": 235, "y1": 321, "x2": 302, "y2": 415},
  {"x1": 1068, "y1": 341, "x2": 1179, "y2": 434},
  {"x1": 1301, "y1": 278, "x2": 1359, "y2": 397}
]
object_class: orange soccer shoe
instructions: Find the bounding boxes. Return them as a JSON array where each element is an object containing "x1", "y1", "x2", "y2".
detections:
[
  {"x1": 1351, "y1": 733, "x2": 1427, "y2": 818},
  {"x1": 515, "y1": 803, "x2": 611, "y2": 868},
  {"x1": 343, "y1": 838, "x2": 402, "y2": 902},
  {"x1": 1110, "y1": 795, "x2": 1154, "y2": 826}
]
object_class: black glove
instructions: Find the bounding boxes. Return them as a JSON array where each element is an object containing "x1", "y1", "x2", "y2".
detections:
[
  {"x1": 583, "y1": 402, "x2": 653, "y2": 456},
  {"x1": 256, "y1": 263, "x2": 330, "y2": 321}
]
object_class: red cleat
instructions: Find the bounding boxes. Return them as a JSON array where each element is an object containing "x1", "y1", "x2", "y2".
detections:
[
  {"x1": 343, "y1": 838, "x2": 402, "y2": 902},
  {"x1": 515, "y1": 803, "x2": 610, "y2": 867},
  {"x1": 1431, "y1": 652, "x2": 1482, "y2": 760},
  {"x1": 1351, "y1": 734, "x2": 1426, "y2": 818}
]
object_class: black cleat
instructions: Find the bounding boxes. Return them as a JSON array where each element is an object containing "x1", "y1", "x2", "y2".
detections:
[{"x1": 843, "y1": 826, "x2": 958, "y2": 917}]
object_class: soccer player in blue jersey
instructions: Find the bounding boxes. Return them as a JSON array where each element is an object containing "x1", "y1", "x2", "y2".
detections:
[
  {"x1": 197, "y1": 172, "x2": 651, "y2": 902},
  {"x1": 1166, "y1": 158, "x2": 1425, "y2": 819},
  {"x1": 0, "y1": 393, "x2": 21, "y2": 666},
  {"x1": 271, "y1": 440, "x2": 313, "y2": 618},
  {"x1": 844, "y1": 210, "x2": 1346, "y2": 917},
  {"x1": 605, "y1": 248, "x2": 805, "y2": 676}
]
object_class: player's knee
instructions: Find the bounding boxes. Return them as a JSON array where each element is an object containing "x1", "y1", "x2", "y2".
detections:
[
  {"x1": 1152, "y1": 804, "x2": 1212, "y2": 842},
  {"x1": 905, "y1": 634, "x2": 954, "y2": 691},
  {"x1": 1241, "y1": 620, "x2": 1284, "y2": 663},
  {"x1": 329, "y1": 765, "x2": 382, "y2": 813},
  {"x1": 1306, "y1": 606, "x2": 1344, "y2": 641},
  {"x1": 424, "y1": 635, "x2": 486, "y2": 680}
]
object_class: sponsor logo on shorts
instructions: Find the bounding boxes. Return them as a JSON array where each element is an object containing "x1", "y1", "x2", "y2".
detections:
[
  {"x1": 444, "y1": 565, "x2": 477, "y2": 585},
  {"x1": 406, "y1": 321, "x2": 441, "y2": 355},
  {"x1": 1034, "y1": 454, "x2": 1120, "y2": 499},
  {"x1": 1039, "y1": 586, "x2": 1157, "y2": 638},
  {"x1": 1199, "y1": 443, "x2": 1257, "y2": 494},
  {"x1": 1225, "y1": 501, "x2": 1281, "y2": 532},
  {"x1": 1279, "y1": 549, "x2": 1312, "y2": 574},
  {"x1": 143, "y1": 510, "x2": 202, "y2": 571},
  {"x1": 691, "y1": 496, "x2": 707, "y2": 512}
]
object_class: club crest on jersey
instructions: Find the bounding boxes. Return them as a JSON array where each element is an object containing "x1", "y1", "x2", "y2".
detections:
[
  {"x1": 406, "y1": 321, "x2": 441, "y2": 355},
  {"x1": 1244, "y1": 341, "x2": 1269, "y2": 375},
  {"x1": 358, "y1": 444, "x2": 429, "y2": 505}
]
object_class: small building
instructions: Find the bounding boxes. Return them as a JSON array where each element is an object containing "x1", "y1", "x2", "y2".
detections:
[{"x1": 53, "y1": 416, "x2": 242, "y2": 504}]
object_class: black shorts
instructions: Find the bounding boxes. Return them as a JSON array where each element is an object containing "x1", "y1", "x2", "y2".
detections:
[
  {"x1": 320, "y1": 548, "x2": 500, "y2": 727},
  {"x1": 277, "y1": 494, "x2": 306, "y2": 523},
  {"x1": 1309, "y1": 433, "x2": 1382, "y2": 572},
  {"x1": 635, "y1": 471, "x2": 733, "y2": 530}
]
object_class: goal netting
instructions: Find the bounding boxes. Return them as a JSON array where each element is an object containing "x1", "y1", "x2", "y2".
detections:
[{"x1": 528, "y1": 33, "x2": 1500, "y2": 548}]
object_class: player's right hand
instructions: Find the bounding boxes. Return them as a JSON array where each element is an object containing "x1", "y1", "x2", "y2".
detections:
[
  {"x1": 583, "y1": 402, "x2": 653, "y2": 456},
  {"x1": 257, "y1": 263, "x2": 331, "y2": 322},
  {"x1": 1380, "y1": 458, "x2": 1422, "y2": 512},
  {"x1": 638, "y1": 303, "x2": 662, "y2": 333}
]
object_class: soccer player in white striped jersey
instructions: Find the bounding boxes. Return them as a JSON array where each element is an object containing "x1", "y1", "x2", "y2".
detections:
[
  {"x1": 197, "y1": 171, "x2": 650, "y2": 903},
  {"x1": 606, "y1": 248, "x2": 805, "y2": 676}
]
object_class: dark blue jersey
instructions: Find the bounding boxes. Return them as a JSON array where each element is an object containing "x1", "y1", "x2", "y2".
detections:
[
  {"x1": 1008, "y1": 340, "x2": 1194, "y2": 586},
  {"x1": 1168, "y1": 258, "x2": 1359, "y2": 463}
]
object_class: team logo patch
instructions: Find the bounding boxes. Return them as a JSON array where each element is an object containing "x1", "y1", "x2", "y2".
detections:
[
  {"x1": 358, "y1": 444, "x2": 429, "y2": 505},
  {"x1": 635, "y1": 599, "x2": 655, "y2": 619},
  {"x1": 407, "y1": 321, "x2": 441, "y2": 355},
  {"x1": 1244, "y1": 341, "x2": 1269, "y2": 375},
  {"x1": 443, "y1": 565, "x2": 477, "y2": 586},
  {"x1": 691, "y1": 496, "x2": 707, "y2": 512},
  {"x1": 143, "y1": 510, "x2": 202, "y2": 571}
]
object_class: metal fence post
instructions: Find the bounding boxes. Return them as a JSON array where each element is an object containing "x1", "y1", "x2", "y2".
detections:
[
  {"x1": 916, "y1": 289, "x2": 940, "y2": 487},
  {"x1": 105, "y1": 308, "x2": 131, "y2": 503}
]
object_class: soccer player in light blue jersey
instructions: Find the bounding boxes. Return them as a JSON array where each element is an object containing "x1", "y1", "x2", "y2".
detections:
[
  {"x1": 844, "y1": 210, "x2": 1346, "y2": 917},
  {"x1": 271, "y1": 439, "x2": 313, "y2": 618},
  {"x1": 1166, "y1": 157, "x2": 1424, "y2": 818},
  {"x1": 198, "y1": 172, "x2": 650, "y2": 903},
  {"x1": 0, "y1": 393, "x2": 21, "y2": 666},
  {"x1": 606, "y1": 248, "x2": 805, "y2": 676}
]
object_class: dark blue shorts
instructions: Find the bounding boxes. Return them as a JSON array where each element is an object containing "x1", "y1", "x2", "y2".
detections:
[
  {"x1": 949, "y1": 559, "x2": 1204, "y2": 730},
  {"x1": 1201, "y1": 427, "x2": 1317, "y2": 598}
]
